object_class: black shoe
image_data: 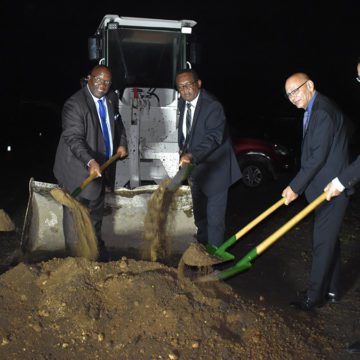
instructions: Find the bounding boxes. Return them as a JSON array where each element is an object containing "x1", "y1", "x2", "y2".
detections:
[
  {"x1": 290, "y1": 296, "x2": 323, "y2": 311},
  {"x1": 326, "y1": 292, "x2": 340, "y2": 304},
  {"x1": 347, "y1": 341, "x2": 360, "y2": 353}
]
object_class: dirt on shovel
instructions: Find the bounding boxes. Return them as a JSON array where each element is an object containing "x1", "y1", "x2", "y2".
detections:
[{"x1": 180, "y1": 242, "x2": 225, "y2": 267}]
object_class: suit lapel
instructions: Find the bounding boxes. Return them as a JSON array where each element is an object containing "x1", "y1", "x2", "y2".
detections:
[
  {"x1": 187, "y1": 91, "x2": 202, "y2": 146},
  {"x1": 178, "y1": 100, "x2": 186, "y2": 149},
  {"x1": 84, "y1": 88, "x2": 106, "y2": 154},
  {"x1": 84, "y1": 88, "x2": 100, "y2": 129}
]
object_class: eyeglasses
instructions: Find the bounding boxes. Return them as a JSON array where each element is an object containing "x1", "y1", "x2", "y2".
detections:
[
  {"x1": 177, "y1": 81, "x2": 196, "y2": 91},
  {"x1": 91, "y1": 75, "x2": 112, "y2": 86},
  {"x1": 356, "y1": 76, "x2": 360, "y2": 83},
  {"x1": 285, "y1": 80, "x2": 308, "y2": 99}
]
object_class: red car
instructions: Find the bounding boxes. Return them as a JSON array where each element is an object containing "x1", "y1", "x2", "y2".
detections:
[{"x1": 232, "y1": 137, "x2": 295, "y2": 187}]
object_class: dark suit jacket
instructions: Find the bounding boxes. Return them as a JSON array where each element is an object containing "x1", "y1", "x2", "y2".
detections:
[
  {"x1": 290, "y1": 93, "x2": 350, "y2": 202},
  {"x1": 53, "y1": 87, "x2": 127, "y2": 200},
  {"x1": 339, "y1": 155, "x2": 360, "y2": 189},
  {"x1": 178, "y1": 89, "x2": 241, "y2": 196}
]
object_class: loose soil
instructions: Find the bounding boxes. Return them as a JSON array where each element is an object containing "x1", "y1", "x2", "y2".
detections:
[
  {"x1": 143, "y1": 179, "x2": 175, "y2": 262},
  {"x1": 0, "y1": 173, "x2": 359, "y2": 359}
]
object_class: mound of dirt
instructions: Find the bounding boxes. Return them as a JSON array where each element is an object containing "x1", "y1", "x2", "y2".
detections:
[
  {"x1": 0, "y1": 256, "x2": 337, "y2": 359},
  {"x1": 0, "y1": 209, "x2": 15, "y2": 232}
]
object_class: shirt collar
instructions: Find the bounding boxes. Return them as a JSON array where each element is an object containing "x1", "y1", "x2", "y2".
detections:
[
  {"x1": 87, "y1": 85, "x2": 105, "y2": 104},
  {"x1": 187, "y1": 90, "x2": 200, "y2": 109}
]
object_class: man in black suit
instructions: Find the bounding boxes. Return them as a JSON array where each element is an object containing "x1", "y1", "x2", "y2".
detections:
[
  {"x1": 175, "y1": 69, "x2": 241, "y2": 248},
  {"x1": 324, "y1": 59, "x2": 360, "y2": 202},
  {"x1": 53, "y1": 65, "x2": 127, "y2": 260},
  {"x1": 324, "y1": 59, "x2": 360, "y2": 354},
  {"x1": 282, "y1": 72, "x2": 350, "y2": 311},
  {"x1": 324, "y1": 156, "x2": 360, "y2": 200}
]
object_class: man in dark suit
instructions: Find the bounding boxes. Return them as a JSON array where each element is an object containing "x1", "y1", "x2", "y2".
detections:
[
  {"x1": 324, "y1": 156, "x2": 360, "y2": 200},
  {"x1": 175, "y1": 69, "x2": 241, "y2": 248},
  {"x1": 53, "y1": 65, "x2": 127, "y2": 261},
  {"x1": 324, "y1": 59, "x2": 360, "y2": 354},
  {"x1": 282, "y1": 72, "x2": 350, "y2": 311}
]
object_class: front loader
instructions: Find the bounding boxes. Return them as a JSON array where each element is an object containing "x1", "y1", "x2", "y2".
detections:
[{"x1": 21, "y1": 15, "x2": 198, "y2": 261}]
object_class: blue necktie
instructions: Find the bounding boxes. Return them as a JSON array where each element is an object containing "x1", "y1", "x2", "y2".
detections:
[
  {"x1": 98, "y1": 99, "x2": 111, "y2": 160},
  {"x1": 303, "y1": 110, "x2": 310, "y2": 137}
]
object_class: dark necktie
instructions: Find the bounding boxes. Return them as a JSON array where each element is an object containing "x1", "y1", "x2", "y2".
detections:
[
  {"x1": 303, "y1": 110, "x2": 310, "y2": 137},
  {"x1": 98, "y1": 99, "x2": 111, "y2": 159},
  {"x1": 186, "y1": 102, "x2": 192, "y2": 139}
]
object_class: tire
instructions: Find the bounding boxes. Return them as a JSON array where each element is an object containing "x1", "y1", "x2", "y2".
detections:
[{"x1": 240, "y1": 161, "x2": 270, "y2": 188}]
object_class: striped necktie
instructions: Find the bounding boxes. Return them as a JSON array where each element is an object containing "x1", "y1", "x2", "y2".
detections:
[
  {"x1": 98, "y1": 99, "x2": 111, "y2": 159},
  {"x1": 186, "y1": 102, "x2": 192, "y2": 139}
]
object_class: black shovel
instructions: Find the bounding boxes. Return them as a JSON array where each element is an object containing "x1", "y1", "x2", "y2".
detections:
[{"x1": 166, "y1": 163, "x2": 195, "y2": 192}]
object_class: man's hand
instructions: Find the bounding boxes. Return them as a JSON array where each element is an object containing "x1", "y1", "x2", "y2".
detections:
[
  {"x1": 282, "y1": 186, "x2": 298, "y2": 205},
  {"x1": 88, "y1": 159, "x2": 101, "y2": 178},
  {"x1": 324, "y1": 182, "x2": 342, "y2": 201},
  {"x1": 180, "y1": 153, "x2": 193, "y2": 167},
  {"x1": 116, "y1": 146, "x2": 128, "y2": 158}
]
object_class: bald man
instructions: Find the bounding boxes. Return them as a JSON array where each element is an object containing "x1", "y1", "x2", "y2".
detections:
[{"x1": 282, "y1": 73, "x2": 351, "y2": 311}]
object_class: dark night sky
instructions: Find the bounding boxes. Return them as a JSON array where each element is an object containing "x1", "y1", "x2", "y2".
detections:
[{"x1": 1, "y1": 0, "x2": 360, "y2": 138}]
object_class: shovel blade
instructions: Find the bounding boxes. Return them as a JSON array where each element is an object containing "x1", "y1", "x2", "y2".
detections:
[
  {"x1": 181, "y1": 242, "x2": 226, "y2": 267},
  {"x1": 195, "y1": 249, "x2": 258, "y2": 282},
  {"x1": 196, "y1": 261, "x2": 252, "y2": 283},
  {"x1": 206, "y1": 244, "x2": 235, "y2": 262}
]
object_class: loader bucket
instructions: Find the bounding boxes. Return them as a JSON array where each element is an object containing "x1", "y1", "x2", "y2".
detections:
[{"x1": 21, "y1": 178, "x2": 196, "y2": 262}]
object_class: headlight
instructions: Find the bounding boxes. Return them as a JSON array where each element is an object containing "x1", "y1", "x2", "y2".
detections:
[{"x1": 274, "y1": 144, "x2": 289, "y2": 156}]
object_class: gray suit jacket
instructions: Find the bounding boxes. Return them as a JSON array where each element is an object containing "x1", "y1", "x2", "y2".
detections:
[
  {"x1": 178, "y1": 89, "x2": 241, "y2": 196},
  {"x1": 53, "y1": 87, "x2": 127, "y2": 200},
  {"x1": 290, "y1": 93, "x2": 350, "y2": 202}
]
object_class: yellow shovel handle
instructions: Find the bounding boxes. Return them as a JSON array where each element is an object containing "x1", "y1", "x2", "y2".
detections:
[
  {"x1": 257, "y1": 192, "x2": 327, "y2": 254},
  {"x1": 235, "y1": 198, "x2": 286, "y2": 240}
]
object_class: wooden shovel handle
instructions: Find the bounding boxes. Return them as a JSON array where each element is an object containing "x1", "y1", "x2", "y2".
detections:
[
  {"x1": 71, "y1": 153, "x2": 121, "y2": 197},
  {"x1": 234, "y1": 198, "x2": 286, "y2": 240},
  {"x1": 256, "y1": 192, "x2": 327, "y2": 254}
]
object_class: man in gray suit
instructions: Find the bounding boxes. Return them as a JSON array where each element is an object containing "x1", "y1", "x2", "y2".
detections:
[
  {"x1": 54, "y1": 65, "x2": 127, "y2": 261},
  {"x1": 175, "y1": 69, "x2": 241, "y2": 248},
  {"x1": 282, "y1": 72, "x2": 350, "y2": 311}
]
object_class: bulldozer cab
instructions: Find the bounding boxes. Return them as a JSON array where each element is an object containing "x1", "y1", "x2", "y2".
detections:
[{"x1": 89, "y1": 15, "x2": 197, "y2": 188}]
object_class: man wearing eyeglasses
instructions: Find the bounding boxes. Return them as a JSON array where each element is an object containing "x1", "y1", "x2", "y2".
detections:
[
  {"x1": 282, "y1": 72, "x2": 351, "y2": 311},
  {"x1": 175, "y1": 69, "x2": 241, "y2": 249},
  {"x1": 53, "y1": 64, "x2": 128, "y2": 261}
]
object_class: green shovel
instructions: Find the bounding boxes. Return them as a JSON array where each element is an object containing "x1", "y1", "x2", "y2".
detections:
[{"x1": 197, "y1": 192, "x2": 327, "y2": 282}]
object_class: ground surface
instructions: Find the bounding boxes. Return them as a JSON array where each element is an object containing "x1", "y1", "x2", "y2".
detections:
[{"x1": 0, "y1": 171, "x2": 359, "y2": 359}]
